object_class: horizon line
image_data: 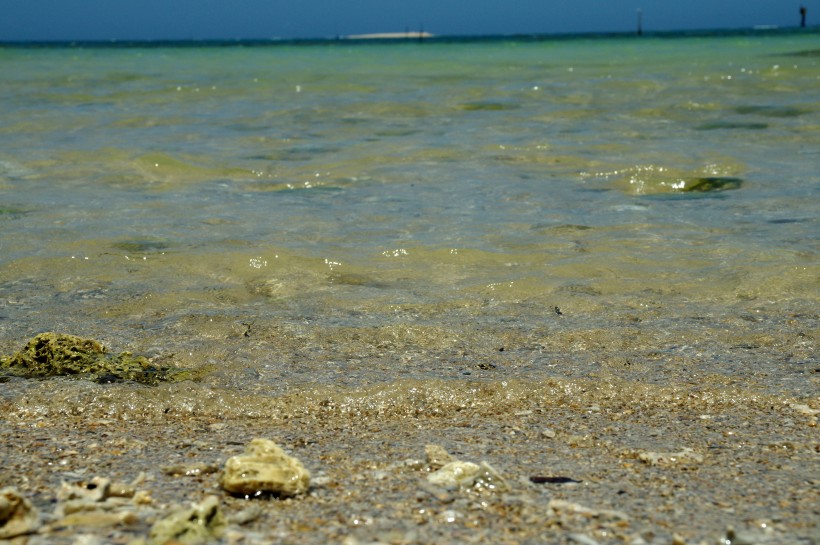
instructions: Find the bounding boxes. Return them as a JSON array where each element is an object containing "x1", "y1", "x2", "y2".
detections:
[{"x1": 1, "y1": 24, "x2": 816, "y2": 47}]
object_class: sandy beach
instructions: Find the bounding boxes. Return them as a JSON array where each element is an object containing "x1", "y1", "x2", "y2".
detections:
[{"x1": 1, "y1": 349, "x2": 817, "y2": 544}]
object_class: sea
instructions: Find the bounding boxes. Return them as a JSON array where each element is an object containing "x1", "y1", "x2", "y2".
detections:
[{"x1": 0, "y1": 29, "x2": 817, "y2": 416}]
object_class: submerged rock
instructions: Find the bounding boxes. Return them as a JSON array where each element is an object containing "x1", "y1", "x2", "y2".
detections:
[
  {"x1": 111, "y1": 239, "x2": 170, "y2": 253},
  {"x1": 148, "y1": 495, "x2": 225, "y2": 545},
  {"x1": 0, "y1": 332, "x2": 201, "y2": 385},
  {"x1": 599, "y1": 163, "x2": 745, "y2": 195},
  {"x1": 459, "y1": 101, "x2": 518, "y2": 111},
  {"x1": 0, "y1": 487, "x2": 40, "y2": 539},
  {"x1": 680, "y1": 176, "x2": 742, "y2": 192},
  {"x1": 221, "y1": 439, "x2": 311, "y2": 498}
]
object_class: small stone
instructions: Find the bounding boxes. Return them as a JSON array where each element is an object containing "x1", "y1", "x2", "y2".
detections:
[
  {"x1": 637, "y1": 448, "x2": 703, "y2": 467},
  {"x1": 0, "y1": 487, "x2": 40, "y2": 539},
  {"x1": 790, "y1": 403, "x2": 819, "y2": 416},
  {"x1": 221, "y1": 438, "x2": 310, "y2": 498},
  {"x1": 671, "y1": 533, "x2": 687, "y2": 545},
  {"x1": 71, "y1": 534, "x2": 105, "y2": 545},
  {"x1": 424, "y1": 445, "x2": 454, "y2": 470},
  {"x1": 569, "y1": 534, "x2": 600, "y2": 545},
  {"x1": 437, "y1": 509, "x2": 461, "y2": 523},
  {"x1": 427, "y1": 461, "x2": 480, "y2": 488},
  {"x1": 427, "y1": 461, "x2": 508, "y2": 492},
  {"x1": 148, "y1": 495, "x2": 226, "y2": 545}
]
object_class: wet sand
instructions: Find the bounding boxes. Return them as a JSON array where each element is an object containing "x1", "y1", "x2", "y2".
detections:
[{"x1": 1, "y1": 357, "x2": 817, "y2": 544}]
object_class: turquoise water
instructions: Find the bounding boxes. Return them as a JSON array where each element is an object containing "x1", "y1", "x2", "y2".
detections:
[{"x1": 0, "y1": 32, "x2": 818, "y2": 405}]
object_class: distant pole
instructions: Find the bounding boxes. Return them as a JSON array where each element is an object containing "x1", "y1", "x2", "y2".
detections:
[
  {"x1": 637, "y1": 8, "x2": 643, "y2": 36},
  {"x1": 800, "y1": 6, "x2": 807, "y2": 28}
]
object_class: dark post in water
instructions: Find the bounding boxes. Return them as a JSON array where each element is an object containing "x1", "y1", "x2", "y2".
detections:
[
  {"x1": 637, "y1": 8, "x2": 643, "y2": 36},
  {"x1": 800, "y1": 6, "x2": 807, "y2": 28}
]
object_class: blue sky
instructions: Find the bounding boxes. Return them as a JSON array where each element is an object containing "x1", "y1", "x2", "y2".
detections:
[{"x1": 0, "y1": 0, "x2": 814, "y2": 41}]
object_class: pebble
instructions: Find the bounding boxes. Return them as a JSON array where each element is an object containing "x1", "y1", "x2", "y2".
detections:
[
  {"x1": 427, "y1": 461, "x2": 480, "y2": 488},
  {"x1": 427, "y1": 460, "x2": 509, "y2": 492},
  {"x1": 569, "y1": 533, "x2": 600, "y2": 545},
  {"x1": 637, "y1": 448, "x2": 703, "y2": 467}
]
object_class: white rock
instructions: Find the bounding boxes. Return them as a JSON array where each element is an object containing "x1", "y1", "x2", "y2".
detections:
[
  {"x1": 71, "y1": 534, "x2": 105, "y2": 545},
  {"x1": 790, "y1": 403, "x2": 819, "y2": 416},
  {"x1": 427, "y1": 461, "x2": 508, "y2": 492},
  {"x1": 427, "y1": 461, "x2": 481, "y2": 488},
  {"x1": 569, "y1": 534, "x2": 600, "y2": 545}
]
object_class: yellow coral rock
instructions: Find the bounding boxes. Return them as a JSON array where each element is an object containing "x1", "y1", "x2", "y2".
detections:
[{"x1": 221, "y1": 439, "x2": 310, "y2": 498}]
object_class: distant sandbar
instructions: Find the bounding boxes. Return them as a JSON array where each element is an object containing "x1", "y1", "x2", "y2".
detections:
[{"x1": 343, "y1": 32, "x2": 434, "y2": 40}]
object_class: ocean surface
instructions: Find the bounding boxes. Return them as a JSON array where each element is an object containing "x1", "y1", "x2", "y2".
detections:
[{"x1": 0, "y1": 30, "x2": 817, "y2": 415}]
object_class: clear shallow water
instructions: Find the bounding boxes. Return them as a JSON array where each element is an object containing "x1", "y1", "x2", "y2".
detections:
[{"x1": 0, "y1": 33, "x2": 817, "y2": 410}]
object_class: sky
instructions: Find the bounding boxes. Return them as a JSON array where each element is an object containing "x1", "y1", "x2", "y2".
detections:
[{"x1": 0, "y1": 0, "x2": 815, "y2": 41}]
